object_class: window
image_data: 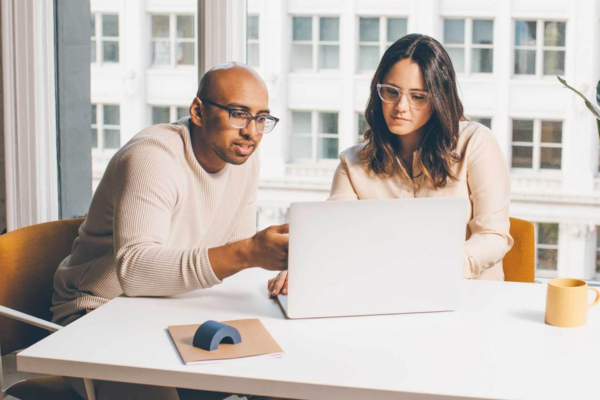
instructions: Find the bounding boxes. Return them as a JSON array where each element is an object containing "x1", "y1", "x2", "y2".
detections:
[
  {"x1": 290, "y1": 111, "x2": 339, "y2": 162},
  {"x1": 470, "y1": 117, "x2": 492, "y2": 129},
  {"x1": 151, "y1": 106, "x2": 189, "y2": 125},
  {"x1": 150, "y1": 14, "x2": 195, "y2": 67},
  {"x1": 357, "y1": 113, "x2": 367, "y2": 142},
  {"x1": 536, "y1": 222, "x2": 559, "y2": 277},
  {"x1": 92, "y1": 104, "x2": 121, "y2": 151},
  {"x1": 511, "y1": 119, "x2": 562, "y2": 171},
  {"x1": 247, "y1": 15, "x2": 260, "y2": 68},
  {"x1": 443, "y1": 18, "x2": 494, "y2": 74},
  {"x1": 514, "y1": 20, "x2": 566, "y2": 76},
  {"x1": 291, "y1": 16, "x2": 340, "y2": 71},
  {"x1": 357, "y1": 17, "x2": 407, "y2": 72},
  {"x1": 91, "y1": 13, "x2": 119, "y2": 64}
]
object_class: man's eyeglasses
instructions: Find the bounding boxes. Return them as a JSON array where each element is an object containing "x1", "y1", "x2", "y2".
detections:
[
  {"x1": 376, "y1": 84, "x2": 431, "y2": 110},
  {"x1": 200, "y1": 98, "x2": 280, "y2": 134}
]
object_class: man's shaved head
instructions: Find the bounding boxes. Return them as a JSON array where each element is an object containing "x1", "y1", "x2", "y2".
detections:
[{"x1": 196, "y1": 62, "x2": 267, "y2": 101}]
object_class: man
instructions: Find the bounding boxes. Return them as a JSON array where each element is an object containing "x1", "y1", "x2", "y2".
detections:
[{"x1": 52, "y1": 62, "x2": 288, "y2": 399}]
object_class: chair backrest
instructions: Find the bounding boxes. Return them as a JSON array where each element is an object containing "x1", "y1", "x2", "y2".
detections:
[
  {"x1": 0, "y1": 218, "x2": 84, "y2": 355},
  {"x1": 503, "y1": 217, "x2": 535, "y2": 283}
]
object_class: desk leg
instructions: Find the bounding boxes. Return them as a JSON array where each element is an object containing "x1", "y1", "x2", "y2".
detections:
[{"x1": 84, "y1": 378, "x2": 96, "y2": 400}]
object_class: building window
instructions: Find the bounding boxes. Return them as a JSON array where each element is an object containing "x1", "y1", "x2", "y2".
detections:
[
  {"x1": 92, "y1": 104, "x2": 121, "y2": 150},
  {"x1": 470, "y1": 117, "x2": 492, "y2": 129},
  {"x1": 247, "y1": 15, "x2": 259, "y2": 68},
  {"x1": 151, "y1": 14, "x2": 195, "y2": 67},
  {"x1": 536, "y1": 222, "x2": 559, "y2": 277},
  {"x1": 357, "y1": 17, "x2": 408, "y2": 72},
  {"x1": 290, "y1": 111, "x2": 339, "y2": 162},
  {"x1": 511, "y1": 119, "x2": 562, "y2": 171},
  {"x1": 91, "y1": 13, "x2": 119, "y2": 64},
  {"x1": 291, "y1": 16, "x2": 340, "y2": 72},
  {"x1": 514, "y1": 20, "x2": 566, "y2": 76},
  {"x1": 151, "y1": 106, "x2": 189, "y2": 125},
  {"x1": 357, "y1": 113, "x2": 367, "y2": 142},
  {"x1": 443, "y1": 18, "x2": 494, "y2": 74}
]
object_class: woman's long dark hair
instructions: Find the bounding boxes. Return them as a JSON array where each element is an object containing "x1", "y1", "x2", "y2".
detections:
[{"x1": 362, "y1": 33, "x2": 464, "y2": 189}]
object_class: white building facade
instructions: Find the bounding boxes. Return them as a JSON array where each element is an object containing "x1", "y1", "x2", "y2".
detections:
[{"x1": 90, "y1": 0, "x2": 600, "y2": 281}]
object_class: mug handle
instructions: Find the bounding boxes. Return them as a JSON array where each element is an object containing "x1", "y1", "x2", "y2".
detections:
[{"x1": 589, "y1": 287, "x2": 600, "y2": 308}]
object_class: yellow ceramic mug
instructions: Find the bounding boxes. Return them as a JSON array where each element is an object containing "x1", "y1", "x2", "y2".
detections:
[{"x1": 545, "y1": 278, "x2": 600, "y2": 327}]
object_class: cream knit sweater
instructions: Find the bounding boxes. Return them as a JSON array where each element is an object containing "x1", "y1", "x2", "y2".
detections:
[{"x1": 51, "y1": 118, "x2": 259, "y2": 325}]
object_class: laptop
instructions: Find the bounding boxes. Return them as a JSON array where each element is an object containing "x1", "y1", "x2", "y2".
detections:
[{"x1": 277, "y1": 197, "x2": 468, "y2": 319}]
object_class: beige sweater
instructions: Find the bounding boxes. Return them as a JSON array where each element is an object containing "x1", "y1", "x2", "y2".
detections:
[
  {"x1": 51, "y1": 118, "x2": 259, "y2": 325},
  {"x1": 329, "y1": 121, "x2": 513, "y2": 280}
]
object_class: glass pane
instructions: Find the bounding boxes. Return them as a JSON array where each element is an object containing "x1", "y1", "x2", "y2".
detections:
[
  {"x1": 248, "y1": 43, "x2": 259, "y2": 67},
  {"x1": 292, "y1": 111, "x2": 312, "y2": 133},
  {"x1": 540, "y1": 147, "x2": 562, "y2": 170},
  {"x1": 152, "y1": 15, "x2": 169, "y2": 38},
  {"x1": 293, "y1": 17, "x2": 312, "y2": 41},
  {"x1": 473, "y1": 20, "x2": 493, "y2": 45},
  {"x1": 319, "y1": 112, "x2": 338, "y2": 134},
  {"x1": 512, "y1": 146, "x2": 533, "y2": 168},
  {"x1": 291, "y1": 44, "x2": 313, "y2": 70},
  {"x1": 537, "y1": 249, "x2": 558, "y2": 270},
  {"x1": 514, "y1": 49, "x2": 536, "y2": 75},
  {"x1": 104, "y1": 129, "x2": 121, "y2": 149},
  {"x1": 152, "y1": 41, "x2": 171, "y2": 65},
  {"x1": 541, "y1": 121, "x2": 562, "y2": 143},
  {"x1": 596, "y1": 250, "x2": 600, "y2": 274},
  {"x1": 513, "y1": 120, "x2": 534, "y2": 142},
  {"x1": 92, "y1": 128, "x2": 98, "y2": 148},
  {"x1": 472, "y1": 48, "x2": 493, "y2": 73},
  {"x1": 597, "y1": 226, "x2": 600, "y2": 248},
  {"x1": 359, "y1": 18, "x2": 379, "y2": 42},
  {"x1": 543, "y1": 50, "x2": 565, "y2": 75},
  {"x1": 358, "y1": 45, "x2": 380, "y2": 71},
  {"x1": 152, "y1": 107, "x2": 170, "y2": 124},
  {"x1": 103, "y1": 105, "x2": 120, "y2": 125},
  {"x1": 515, "y1": 21, "x2": 536, "y2": 46},
  {"x1": 539, "y1": 223, "x2": 559, "y2": 245},
  {"x1": 320, "y1": 17, "x2": 339, "y2": 41},
  {"x1": 247, "y1": 16, "x2": 259, "y2": 40},
  {"x1": 90, "y1": 13, "x2": 96, "y2": 37},
  {"x1": 358, "y1": 114, "x2": 367, "y2": 139},
  {"x1": 102, "y1": 14, "x2": 119, "y2": 37},
  {"x1": 177, "y1": 15, "x2": 194, "y2": 39},
  {"x1": 91, "y1": 105, "x2": 97, "y2": 124},
  {"x1": 444, "y1": 19, "x2": 465, "y2": 44},
  {"x1": 91, "y1": 40, "x2": 96, "y2": 63},
  {"x1": 176, "y1": 42, "x2": 195, "y2": 65},
  {"x1": 317, "y1": 137, "x2": 339, "y2": 160},
  {"x1": 387, "y1": 18, "x2": 407, "y2": 42},
  {"x1": 177, "y1": 107, "x2": 188, "y2": 120},
  {"x1": 544, "y1": 21, "x2": 566, "y2": 47},
  {"x1": 446, "y1": 48, "x2": 464, "y2": 73},
  {"x1": 291, "y1": 136, "x2": 312, "y2": 161},
  {"x1": 102, "y1": 41, "x2": 119, "y2": 63},
  {"x1": 472, "y1": 118, "x2": 491, "y2": 129},
  {"x1": 318, "y1": 45, "x2": 339, "y2": 69}
]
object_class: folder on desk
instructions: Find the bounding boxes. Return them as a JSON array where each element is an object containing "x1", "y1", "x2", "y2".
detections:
[{"x1": 168, "y1": 318, "x2": 283, "y2": 365}]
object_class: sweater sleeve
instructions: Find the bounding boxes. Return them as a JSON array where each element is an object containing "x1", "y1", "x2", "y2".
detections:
[
  {"x1": 463, "y1": 128, "x2": 514, "y2": 278},
  {"x1": 112, "y1": 140, "x2": 221, "y2": 297},
  {"x1": 328, "y1": 152, "x2": 360, "y2": 201}
]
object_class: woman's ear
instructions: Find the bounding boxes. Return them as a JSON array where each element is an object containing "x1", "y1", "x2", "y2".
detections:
[{"x1": 189, "y1": 97, "x2": 203, "y2": 127}]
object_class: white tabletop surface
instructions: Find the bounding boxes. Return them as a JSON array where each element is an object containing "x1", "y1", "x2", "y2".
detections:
[{"x1": 18, "y1": 269, "x2": 600, "y2": 400}]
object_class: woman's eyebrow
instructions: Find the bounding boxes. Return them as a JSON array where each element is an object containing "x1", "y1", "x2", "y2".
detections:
[{"x1": 382, "y1": 82, "x2": 426, "y2": 91}]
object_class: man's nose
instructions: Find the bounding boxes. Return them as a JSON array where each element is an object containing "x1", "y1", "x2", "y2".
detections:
[{"x1": 241, "y1": 118, "x2": 259, "y2": 138}]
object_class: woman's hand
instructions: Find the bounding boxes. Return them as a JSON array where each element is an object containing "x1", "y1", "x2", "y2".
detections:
[{"x1": 267, "y1": 271, "x2": 288, "y2": 297}]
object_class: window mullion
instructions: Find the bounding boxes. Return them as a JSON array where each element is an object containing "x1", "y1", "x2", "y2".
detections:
[
  {"x1": 536, "y1": 20, "x2": 544, "y2": 78},
  {"x1": 534, "y1": 119, "x2": 541, "y2": 171},
  {"x1": 171, "y1": 14, "x2": 176, "y2": 68},
  {"x1": 380, "y1": 17, "x2": 386, "y2": 56},
  {"x1": 98, "y1": 105, "x2": 104, "y2": 151},
  {"x1": 98, "y1": 13, "x2": 103, "y2": 64},
  {"x1": 465, "y1": 18, "x2": 472, "y2": 75},
  {"x1": 313, "y1": 16, "x2": 319, "y2": 72}
]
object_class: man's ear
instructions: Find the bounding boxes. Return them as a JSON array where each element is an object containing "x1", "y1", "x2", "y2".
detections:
[{"x1": 189, "y1": 97, "x2": 203, "y2": 127}]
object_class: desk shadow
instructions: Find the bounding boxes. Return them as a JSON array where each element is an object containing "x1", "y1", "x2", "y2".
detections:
[{"x1": 510, "y1": 309, "x2": 545, "y2": 325}]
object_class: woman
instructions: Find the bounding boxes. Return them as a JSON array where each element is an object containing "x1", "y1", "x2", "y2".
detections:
[{"x1": 268, "y1": 33, "x2": 513, "y2": 296}]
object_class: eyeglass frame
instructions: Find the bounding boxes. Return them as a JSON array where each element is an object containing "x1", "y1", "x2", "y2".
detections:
[
  {"x1": 376, "y1": 84, "x2": 432, "y2": 110},
  {"x1": 200, "y1": 98, "x2": 280, "y2": 133}
]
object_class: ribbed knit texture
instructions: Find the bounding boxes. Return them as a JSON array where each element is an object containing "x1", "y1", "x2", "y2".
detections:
[{"x1": 51, "y1": 118, "x2": 259, "y2": 325}]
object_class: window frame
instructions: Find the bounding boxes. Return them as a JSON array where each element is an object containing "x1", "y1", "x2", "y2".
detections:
[
  {"x1": 247, "y1": 14, "x2": 260, "y2": 68},
  {"x1": 149, "y1": 105, "x2": 190, "y2": 125},
  {"x1": 290, "y1": 15, "x2": 341, "y2": 73},
  {"x1": 288, "y1": 110, "x2": 340, "y2": 164},
  {"x1": 442, "y1": 17, "x2": 495, "y2": 77},
  {"x1": 149, "y1": 13, "x2": 197, "y2": 69},
  {"x1": 510, "y1": 118, "x2": 563, "y2": 173},
  {"x1": 92, "y1": 104, "x2": 121, "y2": 153},
  {"x1": 534, "y1": 222, "x2": 560, "y2": 279},
  {"x1": 356, "y1": 16, "x2": 408, "y2": 74},
  {"x1": 512, "y1": 19, "x2": 567, "y2": 79},
  {"x1": 91, "y1": 12, "x2": 120, "y2": 66}
]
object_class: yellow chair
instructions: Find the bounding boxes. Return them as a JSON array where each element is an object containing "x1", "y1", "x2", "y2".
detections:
[
  {"x1": 0, "y1": 218, "x2": 86, "y2": 400},
  {"x1": 503, "y1": 217, "x2": 535, "y2": 283}
]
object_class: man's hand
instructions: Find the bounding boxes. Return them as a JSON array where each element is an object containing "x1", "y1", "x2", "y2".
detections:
[
  {"x1": 249, "y1": 224, "x2": 289, "y2": 271},
  {"x1": 268, "y1": 270, "x2": 288, "y2": 297}
]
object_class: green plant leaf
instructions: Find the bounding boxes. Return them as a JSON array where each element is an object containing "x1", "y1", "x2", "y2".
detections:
[
  {"x1": 557, "y1": 76, "x2": 600, "y2": 119},
  {"x1": 596, "y1": 79, "x2": 600, "y2": 106}
]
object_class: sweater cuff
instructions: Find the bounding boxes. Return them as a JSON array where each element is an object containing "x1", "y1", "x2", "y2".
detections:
[{"x1": 200, "y1": 247, "x2": 222, "y2": 287}]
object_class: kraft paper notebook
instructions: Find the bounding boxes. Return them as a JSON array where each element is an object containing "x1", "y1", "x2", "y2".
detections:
[{"x1": 168, "y1": 318, "x2": 283, "y2": 365}]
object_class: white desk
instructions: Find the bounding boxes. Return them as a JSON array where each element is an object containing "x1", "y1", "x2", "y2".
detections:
[{"x1": 18, "y1": 269, "x2": 600, "y2": 400}]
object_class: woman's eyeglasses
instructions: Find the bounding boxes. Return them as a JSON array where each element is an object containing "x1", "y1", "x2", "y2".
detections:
[{"x1": 376, "y1": 84, "x2": 431, "y2": 110}]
